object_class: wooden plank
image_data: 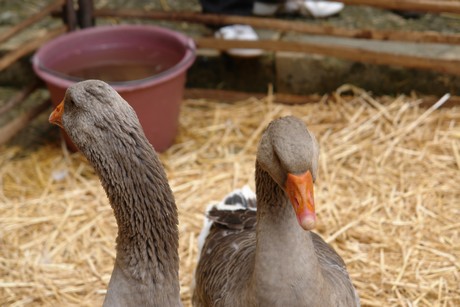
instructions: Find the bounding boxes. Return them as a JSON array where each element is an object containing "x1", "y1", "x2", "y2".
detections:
[
  {"x1": 0, "y1": 81, "x2": 40, "y2": 116},
  {"x1": 185, "y1": 88, "x2": 321, "y2": 104},
  {"x1": 195, "y1": 37, "x2": 460, "y2": 76},
  {"x1": 0, "y1": 0, "x2": 65, "y2": 45},
  {"x1": 92, "y1": 9, "x2": 460, "y2": 45},
  {"x1": 0, "y1": 99, "x2": 50, "y2": 146},
  {"x1": 184, "y1": 88, "x2": 265, "y2": 102},
  {"x1": 337, "y1": 0, "x2": 460, "y2": 14},
  {"x1": 0, "y1": 26, "x2": 66, "y2": 72},
  {"x1": 184, "y1": 88, "x2": 460, "y2": 107}
]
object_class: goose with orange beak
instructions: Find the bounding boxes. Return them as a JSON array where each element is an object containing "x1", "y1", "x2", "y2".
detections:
[{"x1": 193, "y1": 116, "x2": 360, "y2": 307}]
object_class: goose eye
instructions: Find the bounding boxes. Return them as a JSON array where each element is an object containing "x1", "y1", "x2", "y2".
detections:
[{"x1": 65, "y1": 97, "x2": 74, "y2": 107}]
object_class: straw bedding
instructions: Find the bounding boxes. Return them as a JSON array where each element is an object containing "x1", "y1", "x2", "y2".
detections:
[{"x1": 0, "y1": 86, "x2": 459, "y2": 306}]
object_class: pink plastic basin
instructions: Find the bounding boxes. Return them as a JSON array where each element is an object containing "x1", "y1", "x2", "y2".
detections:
[{"x1": 32, "y1": 25, "x2": 195, "y2": 152}]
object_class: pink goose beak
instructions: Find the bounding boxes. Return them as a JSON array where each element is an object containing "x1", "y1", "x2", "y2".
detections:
[
  {"x1": 49, "y1": 100, "x2": 65, "y2": 128},
  {"x1": 285, "y1": 170, "x2": 316, "y2": 231}
]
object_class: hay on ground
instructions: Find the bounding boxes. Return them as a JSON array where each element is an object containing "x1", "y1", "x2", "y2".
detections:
[{"x1": 0, "y1": 86, "x2": 459, "y2": 306}]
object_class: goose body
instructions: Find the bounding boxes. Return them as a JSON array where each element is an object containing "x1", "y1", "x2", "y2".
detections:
[
  {"x1": 49, "y1": 80, "x2": 182, "y2": 306},
  {"x1": 193, "y1": 116, "x2": 359, "y2": 307}
]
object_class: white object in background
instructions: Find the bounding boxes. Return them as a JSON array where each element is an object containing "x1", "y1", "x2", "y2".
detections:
[
  {"x1": 282, "y1": 0, "x2": 344, "y2": 17},
  {"x1": 301, "y1": 0, "x2": 345, "y2": 18},
  {"x1": 215, "y1": 24, "x2": 263, "y2": 57}
]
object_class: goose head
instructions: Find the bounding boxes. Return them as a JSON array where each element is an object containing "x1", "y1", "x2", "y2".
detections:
[
  {"x1": 49, "y1": 80, "x2": 140, "y2": 152},
  {"x1": 257, "y1": 116, "x2": 319, "y2": 231}
]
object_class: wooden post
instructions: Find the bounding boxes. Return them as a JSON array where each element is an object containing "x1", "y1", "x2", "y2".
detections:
[
  {"x1": 62, "y1": 0, "x2": 78, "y2": 31},
  {"x1": 78, "y1": 0, "x2": 95, "y2": 28}
]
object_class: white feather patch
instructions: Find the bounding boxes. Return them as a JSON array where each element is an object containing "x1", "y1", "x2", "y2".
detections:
[
  {"x1": 197, "y1": 206, "x2": 214, "y2": 256},
  {"x1": 196, "y1": 185, "x2": 256, "y2": 258},
  {"x1": 241, "y1": 185, "x2": 256, "y2": 203}
]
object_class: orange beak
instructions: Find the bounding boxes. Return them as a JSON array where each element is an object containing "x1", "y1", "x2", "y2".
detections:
[
  {"x1": 285, "y1": 170, "x2": 316, "y2": 231},
  {"x1": 49, "y1": 100, "x2": 64, "y2": 128}
]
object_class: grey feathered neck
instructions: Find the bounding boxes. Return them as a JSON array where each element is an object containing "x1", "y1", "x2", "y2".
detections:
[{"x1": 59, "y1": 80, "x2": 181, "y2": 305}]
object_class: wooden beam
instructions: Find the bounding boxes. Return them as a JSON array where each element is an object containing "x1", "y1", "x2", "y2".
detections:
[
  {"x1": 0, "y1": 81, "x2": 40, "y2": 116},
  {"x1": 185, "y1": 88, "x2": 265, "y2": 102},
  {"x1": 0, "y1": 99, "x2": 50, "y2": 146},
  {"x1": 336, "y1": 0, "x2": 460, "y2": 14},
  {"x1": 0, "y1": 26, "x2": 66, "y2": 72},
  {"x1": 195, "y1": 37, "x2": 460, "y2": 76},
  {"x1": 92, "y1": 9, "x2": 460, "y2": 45},
  {"x1": 184, "y1": 88, "x2": 321, "y2": 104},
  {"x1": 184, "y1": 88, "x2": 460, "y2": 107},
  {"x1": 0, "y1": 0, "x2": 65, "y2": 45}
]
